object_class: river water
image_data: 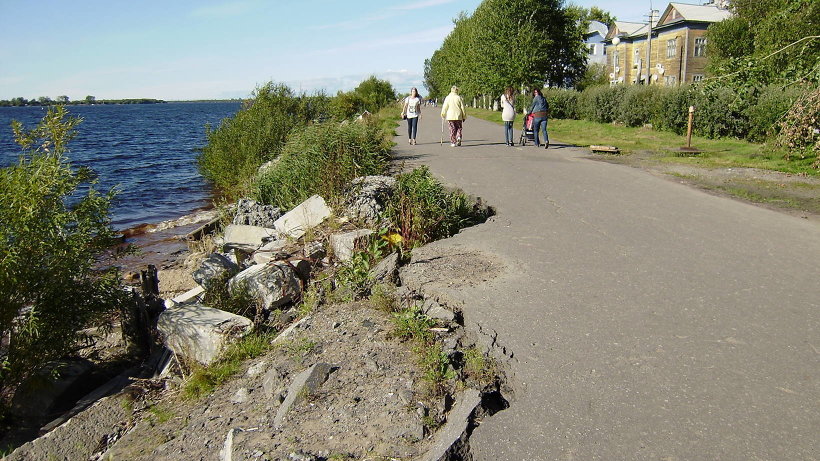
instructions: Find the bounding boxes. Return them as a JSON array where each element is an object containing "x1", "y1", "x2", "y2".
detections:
[{"x1": 0, "y1": 102, "x2": 242, "y2": 230}]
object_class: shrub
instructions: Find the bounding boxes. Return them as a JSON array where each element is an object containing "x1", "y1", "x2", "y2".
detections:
[
  {"x1": 197, "y1": 83, "x2": 327, "y2": 200},
  {"x1": 253, "y1": 119, "x2": 391, "y2": 209},
  {"x1": 354, "y1": 76, "x2": 397, "y2": 113},
  {"x1": 653, "y1": 85, "x2": 694, "y2": 134},
  {"x1": 330, "y1": 90, "x2": 366, "y2": 119},
  {"x1": 746, "y1": 85, "x2": 805, "y2": 142},
  {"x1": 578, "y1": 85, "x2": 626, "y2": 123},
  {"x1": 776, "y1": 86, "x2": 820, "y2": 164},
  {"x1": 618, "y1": 85, "x2": 664, "y2": 127},
  {"x1": 384, "y1": 167, "x2": 481, "y2": 249},
  {"x1": 0, "y1": 107, "x2": 126, "y2": 394},
  {"x1": 544, "y1": 88, "x2": 579, "y2": 119},
  {"x1": 693, "y1": 85, "x2": 749, "y2": 139}
]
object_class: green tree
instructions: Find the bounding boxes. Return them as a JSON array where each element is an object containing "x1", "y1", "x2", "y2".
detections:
[
  {"x1": 707, "y1": 0, "x2": 820, "y2": 86},
  {"x1": 353, "y1": 76, "x2": 396, "y2": 113},
  {"x1": 0, "y1": 107, "x2": 125, "y2": 393},
  {"x1": 37, "y1": 96, "x2": 53, "y2": 105},
  {"x1": 85, "y1": 95, "x2": 96, "y2": 104},
  {"x1": 56, "y1": 95, "x2": 69, "y2": 104},
  {"x1": 424, "y1": 0, "x2": 586, "y2": 100}
]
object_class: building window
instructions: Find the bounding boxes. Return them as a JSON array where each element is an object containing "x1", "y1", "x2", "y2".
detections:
[
  {"x1": 588, "y1": 44, "x2": 596, "y2": 55},
  {"x1": 693, "y1": 74, "x2": 704, "y2": 83},
  {"x1": 664, "y1": 75, "x2": 677, "y2": 86},
  {"x1": 667, "y1": 39, "x2": 677, "y2": 58},
  {"x1": 694, "y1": 38, "x2": 707, "y2": 57}
]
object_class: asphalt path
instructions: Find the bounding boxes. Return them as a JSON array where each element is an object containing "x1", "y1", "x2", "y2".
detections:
[{"x1": 393, "y1": 113, "x2": 819, "y2": 460}]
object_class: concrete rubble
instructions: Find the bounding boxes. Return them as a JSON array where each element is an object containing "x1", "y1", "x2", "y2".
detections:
[
  {"x1": 192, "y1": 252, "x2": 239, "y2": 287},
  {"x1": 330, "y1": 229, "x2": 374, "y2": 261},
  {"x1": 273, "y1": 362, "x2": 338, "y2": 428},
  {"x1": 232, "y1": 198, "x2": 283, "y2": 228},
  {"x1": 229, "y1": 262, "x2": 301, "y2": 312},
  {"x1": 344, "y1": 175, "x2": 396, "y2": 225},
  {"x1": 273, "y1": 195, "x2": 332, "y2": 239},
  {"x1": 157, "y1": 303, "x2": 254, "y2": 366},
  {"x1": 222, "y1": 224, "x2": 280, "y2": 251}
]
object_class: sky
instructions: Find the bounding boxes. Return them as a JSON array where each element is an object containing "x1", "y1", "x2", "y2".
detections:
[{"x1": 0, "y1": 0, "x2": 656, "y2": 101}]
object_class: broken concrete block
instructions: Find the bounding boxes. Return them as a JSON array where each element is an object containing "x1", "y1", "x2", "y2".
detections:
[
  {"x1": 422, "y1": 299, "x2": 455, "y2": 323},
  {"x1": 344, "y1": 175, "x2": 396, "y2": 225},
  {"x1": 233, "y1": 198, "x2": 283, "y2": 228},
  {"x1": 302, "y1": 241, "x2": 326, "y2": 260},
  {"x1": 422, "y1": 389, "x2": 482, "y2": 461},
  {"x1": 166, "y1": 285, "x2": 206, "y2": 308},
  {"x1": 157, "y1": 304, "x2": 253, "y2": 366},
  {"x1": 274, "y1": 363, "x2": 338, "y2": 428},
  {"x1": 370, "y1": 252, "x2": 399, "y2": 284},
  {"x1": 330, "y1": 229, "x2": 374, "y2": 262},
  {"x1": 192, "y1": 253, "x2": 239, "y2": 287},
  {"x1": 273, "y1": 195, "x2": 331, "y2": 239},
  {"x1": 229, "y1": 262, "x2": 301, "y2": 312},
  {"x1": 223, "y1": 224, "x2": 280, "y2": 250}
]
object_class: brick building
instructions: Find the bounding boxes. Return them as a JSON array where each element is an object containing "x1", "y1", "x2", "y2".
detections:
[{"x1": 605, "y1": 2, "x2": 731, "y2": 86}]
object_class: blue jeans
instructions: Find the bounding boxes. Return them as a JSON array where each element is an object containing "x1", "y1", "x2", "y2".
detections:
[
  {"x1": 532, "y1": 117, "x2": 548, "y2": 146},
  {"x1": 407, "y1": 116, "x2": 419, "y2": 140},
  {"x1": 504, "y1": 121, "x2": 514, "y2": 144}
]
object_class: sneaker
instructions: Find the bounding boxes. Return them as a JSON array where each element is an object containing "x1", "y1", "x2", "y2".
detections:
[
  {"x1": 544, "y1": 142, "x2": 549, "y2": 149},
  {"x1": 450, "y1": 143, "x2": 456, "y2": 147},
  {"x1": 456, "y1": 137, "x2": 461, "y2": 146}
]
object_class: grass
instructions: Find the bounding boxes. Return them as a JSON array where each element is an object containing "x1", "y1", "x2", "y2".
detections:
[
  {"x1": 468, "y1": 107, "x2": 820, "y2": 177},
  {"x1": 147, "y1": 404, "x2": 175, "y2": 424},
  {"x1": 390, "y1": 305, "x2": 455, "y2": 392},
  {"x1": 462, "y1": 346, "x2": 497, "y2": 385},
  {"x1": 275, "y1": 337, "x2": 318, "y2": 358},
  {"x1": 182, "y1": 330, "x2": 276, "y2": 400}
]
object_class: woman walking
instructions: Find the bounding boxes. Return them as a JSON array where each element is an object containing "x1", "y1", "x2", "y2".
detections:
[
  {"x1": 501, "y1": 87, "x2": 516, "y2": 146},
  {"x1": 527, "y1": 88, "x2": 550, "y2": 148},
  {"x1": 402, "y1": 87, "x2": 422, "y2": 145},
  {"x1": 440, "y1": 85, "x2": 466, "y2": 147}
]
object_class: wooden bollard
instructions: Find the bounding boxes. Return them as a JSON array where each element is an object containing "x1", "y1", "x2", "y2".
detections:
[{"x1": 686, "y1": 106, "x2": 695, "y2": 149}]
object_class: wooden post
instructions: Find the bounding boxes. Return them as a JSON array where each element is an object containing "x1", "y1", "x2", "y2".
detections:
[{"x1": 686, "y1": 106, "x2": 695, "y2": 148}]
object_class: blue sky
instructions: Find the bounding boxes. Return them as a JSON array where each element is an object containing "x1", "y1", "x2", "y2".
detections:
[{"x1": 0, "y1": 0, "x2": 654, "y2": 100}]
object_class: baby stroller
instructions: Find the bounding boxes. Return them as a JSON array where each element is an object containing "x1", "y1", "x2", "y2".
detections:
[{"x1": 519, "y1": 113, "x2": 535, "y2": 146}]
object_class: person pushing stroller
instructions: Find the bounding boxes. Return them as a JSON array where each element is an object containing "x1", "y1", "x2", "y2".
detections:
[{"x1": 527, "y1": 88, "x2": 549, "y2": 149}]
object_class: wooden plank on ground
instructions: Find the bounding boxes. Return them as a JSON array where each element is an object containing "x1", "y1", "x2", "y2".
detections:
[{"x1": 589, "y1": 145, "x2": 620, "y2": 154}]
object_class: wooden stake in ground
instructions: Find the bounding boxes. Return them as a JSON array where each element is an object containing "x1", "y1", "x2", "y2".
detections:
[{"x1": 686, "y1": 105, "x2": 695, "y2": 148}]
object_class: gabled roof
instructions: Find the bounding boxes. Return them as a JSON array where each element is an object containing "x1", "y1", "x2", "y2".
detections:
[
  {"x1": 606, "y1": 21, "x2": 645, "y2": 40},
  {"x1": 658, "y1": 2, "x2": 732, "y2": 26},
  {"x1": 586, "y1": 20, "x2": 609, "y2": 38}
]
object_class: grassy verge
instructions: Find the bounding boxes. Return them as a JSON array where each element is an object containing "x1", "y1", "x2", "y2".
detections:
[{"x1": 468, "y1": 107, "x2": 819, "y2": 177}]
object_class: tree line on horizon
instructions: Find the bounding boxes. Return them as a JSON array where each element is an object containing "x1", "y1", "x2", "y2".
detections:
[{"x1": 0, "y1": 95, "x2": 166, "y2": 107}]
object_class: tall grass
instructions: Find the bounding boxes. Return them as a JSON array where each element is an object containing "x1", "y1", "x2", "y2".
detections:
[
  {"x1": 197, "y1": 83, "x2": 330, "y2": 200},
  {"x1": 253, "y1": 119, "x2": 391, "y2": 209}
]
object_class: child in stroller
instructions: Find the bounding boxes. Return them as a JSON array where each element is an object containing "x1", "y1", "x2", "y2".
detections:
[{"x1": 518, "y1": 112, "x2": 536, "y2": 146}]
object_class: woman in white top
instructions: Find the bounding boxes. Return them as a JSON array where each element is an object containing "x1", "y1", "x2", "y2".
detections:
[
  {"x1": 402, "y1": 87, "x2": 422, "y2": 145},
  {"x1": 501, "y1": 86, "x2": 516, "y2": 146}
]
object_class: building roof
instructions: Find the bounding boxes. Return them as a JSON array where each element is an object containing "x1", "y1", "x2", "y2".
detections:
[
  {"x1": 606, "y1": 21, "x2": 646, "y2": 40},
  {"x1": 658, "y1": 2, "x2": 732, "y2": 26},
  {"x1": 586, "y1": 20, "x2": 609, "y2": 38}
]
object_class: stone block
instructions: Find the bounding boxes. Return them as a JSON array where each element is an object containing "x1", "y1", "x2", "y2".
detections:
[
  {"x1": 232, "y1": 198, "x2": 282, "y2": 228},
  {"x1": 273, "y1": 195, "x2": 331, "y2": 239},
  {"x1": 223, "y1": 224, "x2": 280, "y2": 250},
  {"x1": 422, "y1": 299, "x2": 455, "y2": 323},
  {"x1": 345, "y1": 175, "x2": 396, "y2": 225},
  {"x1": 229, "y1": 262, "x2": 301, "y2": 312},
  {"x1": 330, "y1": 229, "x2": 374, "y2": 262},
  {"x1": 157, "y1": 304, "x2": 253, "y2": 366},
  {"x1": 422, "y1": 389, "x2": 482, "y2": 461},
  {"x1": 192, "y1": 252, "x2": 239, "y2": 287}
]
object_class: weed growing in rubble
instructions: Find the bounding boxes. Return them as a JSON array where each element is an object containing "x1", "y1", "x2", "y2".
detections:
[
  {"x1": 463, "y1": 346, "x2": 497, "y2": 385},
  {"x1": 391, "y1": 305, "x2": 455, "y2": 390},
  {"x1": 183, "y1": 331, "x2": 276, "y2": 399},
  {"x1": 369, "y1": 283, "x2": 397, "y2": 312},
  {"x1": 202, "y1": 273, "x2": 258, "y2": 320}
]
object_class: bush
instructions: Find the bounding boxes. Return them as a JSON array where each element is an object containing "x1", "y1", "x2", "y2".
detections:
[
  {"x1": 354, "y1": 76, "x2": 397, "y2": 113},
  {"x1": 578, "y1": 85, "x2": 626, "y2": 123},
  {"x1": 776, "y1": 86, "x2": 820, "y2": 164},
  {"x1": 384, "y1": 166, "x2": 482, "y2": 249},
  {"x1": 254, "y1": 119, "x2": 392, "y2": 209},
  {"x1": 197, "y1": 83, "x2": 328, "y2": 200},
  {"x1": 693, "y1": 86, "x2": 749, "y2": 139},
  {"x1": 544, "y1": 88, "x2": 579, "y2": 119},
  {"x1": 746, "y1": 85, "x2": 805, "y2": 142},
  {"x1": 618, "y1": 85, "x2": 664, "y2": 127},
  {"x1": 0, "y1": 107, "x2": 126, "y2": 394},
  {"x1": 653, "y1": 85, "x2": 694, "y2": 134},
  {"x1": 330, "y1": 90, "x2": 366, "y2": 120}
]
